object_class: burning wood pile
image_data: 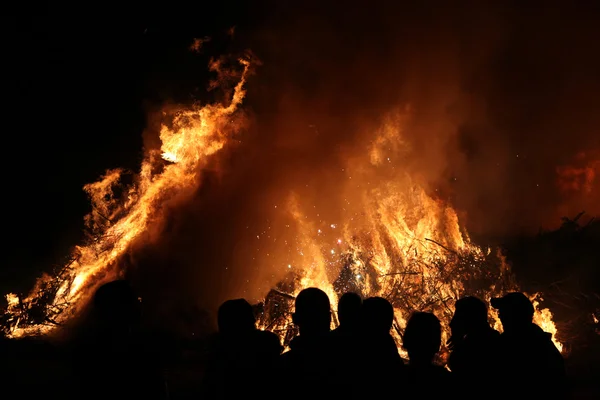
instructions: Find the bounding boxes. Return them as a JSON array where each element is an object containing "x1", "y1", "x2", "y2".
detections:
[
  {"x1": 0, "y1": 54, "x2": 564, "y2": 359},
  {"x1": 1, "y1": 262, "x2": 76, "y2": 337},
  {"x1": 254, "y1": 233, "x2": 519, "y2": 353}
]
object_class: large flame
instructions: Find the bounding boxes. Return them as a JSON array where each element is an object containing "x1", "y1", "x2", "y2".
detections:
[
  {"x1": 3, "y1": 57, "x2": 251, "y2": 338},
  {"x1": 253, "y1": 110, "x2": 564, "y2": 355},
  {"x1": 2, "y1": 54, "x2": 562, "y2": 356}
]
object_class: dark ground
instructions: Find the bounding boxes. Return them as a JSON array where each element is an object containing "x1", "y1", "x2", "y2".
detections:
[{"x1": 1, "y1": 218, "x2": 599, "y2": 398}]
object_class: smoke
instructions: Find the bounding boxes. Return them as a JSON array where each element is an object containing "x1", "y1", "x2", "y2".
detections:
[
  {"x1": 234, "y1": 4, "x2": 597, "y2": 258},
  {"x1": 126, "y1": 1, "x2": 600, "y2": 330},
  {"x1": 238, "y1": 1, "x2": 600, "y2": 232}
]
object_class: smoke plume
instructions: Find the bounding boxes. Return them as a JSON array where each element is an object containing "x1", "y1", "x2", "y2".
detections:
[{"x1": 121, "y1": 1, "x2": 600, "y2": 330}]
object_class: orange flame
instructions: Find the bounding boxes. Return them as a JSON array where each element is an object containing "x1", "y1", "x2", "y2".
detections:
[
  {"x1": 2, "y1": 54, "x2": 562, "y2": 357},
  {"x1": 4, "y1": 57, "x2": 252, "y2": 338},
  {"x1": 254, "y1": 109, "x2": 564, "y2": 355}
]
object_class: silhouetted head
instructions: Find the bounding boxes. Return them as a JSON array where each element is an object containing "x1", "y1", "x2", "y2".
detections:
[
  {"x1": 292, "y1": 288, "x2": 331, "y2": 336},
  {"x1": 451, "y1": 296, "x2": 489, "y2": 335},
  {"x1": 403, "y1": 312, "x2": 441, "y2": 364},
  {"x1": 491, "y1": 292, "x2": 534, "y2": 333},
  {"x1": 338, "y1": 292, "x2": 362, "y2": 328},
  {"x1": 93, "y1": 280, "x2": 140, "y2": 326},
  {"x1": 362, "y1": 297, "x2": 394, "y2": 334},
  {"x1": 217, "y1": 298, "x2": 256, "y2": 335}
]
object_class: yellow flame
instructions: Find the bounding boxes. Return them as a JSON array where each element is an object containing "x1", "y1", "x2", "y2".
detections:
[
  {"x1": 3, "y1": 56, "x2": 563, "y2": 359},
  {"x1": 255, "y1": 108, "x2": 563, "y2": 355},
  {"x1": 531, "y1": 296, "x2": 563, "y2": 353},
  {"x1": 4, "y1": 58, "x2": 252, "y2": 338}
]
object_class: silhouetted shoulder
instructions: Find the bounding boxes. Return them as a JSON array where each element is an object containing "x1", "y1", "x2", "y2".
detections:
[
  {"x1": 407, "y1": 364, "x2": 450, "y2": 378},
  {"x1": 279, "y1": 348, "x2": 294, "y2": 365},
  {"x1": 435, "y1": 365, "x2": 452, "y2": 380},
  {"x1": 254, "y1": 329, "x2": 283, "y2": 355},
  {"x1": 405, "y1": 364, "x2": 454, "y2": 396}
]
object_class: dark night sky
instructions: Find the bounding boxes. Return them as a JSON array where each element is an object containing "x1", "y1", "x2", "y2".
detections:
[{"x1": 2, "y1": 1, "x2": 600, "y2": 298}]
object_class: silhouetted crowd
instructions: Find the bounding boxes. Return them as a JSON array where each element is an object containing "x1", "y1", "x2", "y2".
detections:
[{"x1": 69, "y1": 281, "x2": 567, "y2": 399}]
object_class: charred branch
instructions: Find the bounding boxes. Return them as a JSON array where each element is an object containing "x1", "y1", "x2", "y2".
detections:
[{"x1": 424, "y1": 238, "x2": 458, "y2": 255}]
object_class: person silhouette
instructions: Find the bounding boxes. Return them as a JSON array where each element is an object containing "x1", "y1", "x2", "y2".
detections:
[
  {"x1": 201, "y1": 298, "x2": 282, "y2": 399},
  {"x1": 491, "y1": 292, "x2": 568, "y2": 398},
  {"x1": 278, "y1": 287, "x2": 335, "y2": 398},
  {"x1": 330, "y1": 291, "x2": 361, "y2": 354},
  {"x1": 332, "y1": 291, "x2": 362, "y2": 339},
  {"x1": 71, "y1": 280, "x2": 167, "y2": 400},
  {"x1": 403, "y1": 311, "x2": 453, "y2": 397},
  {"x1": 447, "y1": 296, "x2": 501, "y2": 397},
  {"x1": 359, "y1": 297, "x2": 406, "y2": 396},
  {"x1": 329, "y1": 292, "x2": 363, "y2": 397}
]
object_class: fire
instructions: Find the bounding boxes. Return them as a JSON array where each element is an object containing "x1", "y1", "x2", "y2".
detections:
[
  {"x1": 2, "y1": 57, "x2": 252, "y2": 338},
  {"x1": 1, "y1": 52, "x2": 562, "y2": 357},
  {"x1": 253, "y1": 110, "x2": 564, "y2": 355},
  {"x1": 532, "y1": 296, "x2": 563, "y2": 353},
  {"x1": 555, "y1": 150, "x2": 600, "y2": 222},
  {"x1": 556, "y1": 150, "x2": 600, "y2": 195}
]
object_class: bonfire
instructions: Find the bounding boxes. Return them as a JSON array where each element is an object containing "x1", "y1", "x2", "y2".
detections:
[{"x1": 0, "y1": 53, "x2": 563, "y2": 357}]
